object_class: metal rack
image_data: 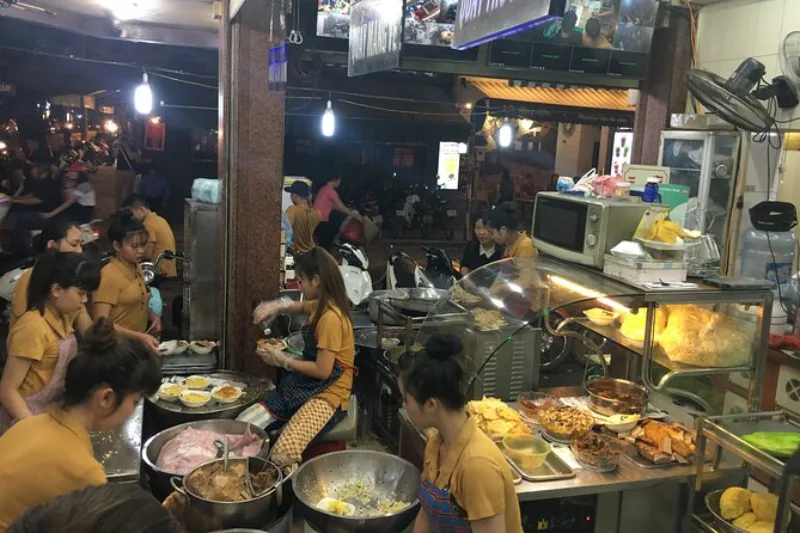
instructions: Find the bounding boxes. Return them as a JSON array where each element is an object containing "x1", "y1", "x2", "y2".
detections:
[{"x1": 687, "y1": 411, "x2": 800, "y2": 533}]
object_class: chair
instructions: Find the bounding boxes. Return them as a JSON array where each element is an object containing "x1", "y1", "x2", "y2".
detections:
[{"x1": 302, "y1": 395, "x2": 359, "y2": 461}]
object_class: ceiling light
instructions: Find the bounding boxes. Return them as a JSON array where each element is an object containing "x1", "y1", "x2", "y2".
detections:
[
  {"x1": 104, "y1": 120, "x2": 119, "y2": 134},
  {"x1": 134, "y1": 73, "x2": 153, "y2": 115},
  {"x1": 321, "y1": 100, "x2": 335, "y2": 138},
  {"x1": 464, "y1": 102, "x2": 473, "y2": 110},
  {"x1": 150, "y1": 116, "x2": 161, "y2": 124},
  {"x1": 497, "y1": 120, "x2": 513, "y2": 149},
  {"x1": 103, "y1": 0, "x2": 151, "y2": 21},
  {"x1": 0, "y1": 141, "x2": 7, "y2": 152}
]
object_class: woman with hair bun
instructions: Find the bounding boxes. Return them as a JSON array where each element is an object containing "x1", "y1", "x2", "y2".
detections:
[
  {"x1": 0, "y1": 251, "x2": 101, "y2": 434},
  {"x1": 92, "y1": 209, "x2": 159, "y2": 353},
  {"x1": 399, "y1": 334, "x2": 522, "y2": 533},
  {"x1": 485, "y1": 203, "x2": 536, "y2": 259},
  {"x1": 0, "y1": 318, "x2": 162, "y2": 532}
]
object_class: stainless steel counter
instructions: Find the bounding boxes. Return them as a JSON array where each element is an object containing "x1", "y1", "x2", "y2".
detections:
[{"x1": 91, "y1": 401, "x2": 143, "y2": 483}]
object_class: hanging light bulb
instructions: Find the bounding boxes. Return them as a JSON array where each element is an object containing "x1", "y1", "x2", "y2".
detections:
[
  {"x1": 134, "y1": 73, "x2": 154, "y2": 115},
  {"x1": 321, "y1": 99, "x2": 336, "y2": 138},
  {"x1": 497, "y1": 119, "x2": 514, "y2": 149}
]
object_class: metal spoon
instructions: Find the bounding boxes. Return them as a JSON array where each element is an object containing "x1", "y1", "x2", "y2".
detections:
[{"x1": 245, "y1": 456, "x2": 257, "y2": 496}]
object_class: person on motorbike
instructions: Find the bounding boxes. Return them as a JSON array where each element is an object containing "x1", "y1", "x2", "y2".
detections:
[
  {"x1": 40, "y1": 162, "x2": 96, "y2": 224},
  {"x1": 91, "y1": 210, "x2": 160, "y2": 353},
  {"x1": 460, "y1": 212, "x2": 504, "y2": 276},
  {"x1": 313, "y1": 173, "x2": 361, "y2": 251},
  {"x1": 10, "y1": 219, "x2": 91, "y2": 331}
]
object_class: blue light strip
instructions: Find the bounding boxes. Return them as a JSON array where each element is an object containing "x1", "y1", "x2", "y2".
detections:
[{"x1": 453, "y1": 15, "x2": 559, "y2": 50}]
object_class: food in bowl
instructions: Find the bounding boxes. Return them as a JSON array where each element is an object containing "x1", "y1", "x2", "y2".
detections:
[
  {"x1": 179, "y1": 390, "x2": 211, "y2": 408},
  {"x1": 211, "y1": 384, "x2": 244, "y2": 403},
  {"x1": 158, "y1": 340, "x2": 177, "y2": 355},
  {"x1": 257, "y1": 338, "x2": 287, "y2": 351},
  {"x1": 467, "y1": 397, "x2": 532, "y2": 440},
  {"x1": 318, "y1": 497, "x2": 356, "y2": 516},
  {"x1": 173, "y1": 340, "x2": 190, "y2": 355},
  {"x1": 189, "y1": 340, "x2": 216, "y2": 355},
  {"x1": 583, "y1": 308, "x2": 620, "y2": 326},
  {"x1": 517, "y1": 392, "x2": 559, "y2": 422},
  {"x1": 585, "y1": 378, "x2": 648, "y2": 416},
  {"x1": 502, "y1": 434, "x2": 550, "y2": 471},
  {"x1": 183, "y1": 376, "x2": 211, "y2": 390},
  {"x1": 572, "y1": 433, "x2": 620, "y2": 472},
  {"x1": 186, "y1": 460, "x2": 279, "y2": 502},
  {"x1": 381, "y1": 337, "x2": 401, "y2": 349},
  {"x1": 157, "y1": 383, "x2": 184, "y2": 402},
  {"x1": 155, "y1": 427, "x2": 263, "y2": 475},
  {"x1": 538, "y1": 406, "x2": 595, "y2": 441}
]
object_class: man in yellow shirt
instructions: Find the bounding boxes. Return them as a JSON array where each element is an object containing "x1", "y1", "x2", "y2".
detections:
[
  {"x1": 284, "y1": 181, "x2": 320, "y2": 255},
  {"x1": 122, "y1": 195, "x2": 178, "y2": 277}
]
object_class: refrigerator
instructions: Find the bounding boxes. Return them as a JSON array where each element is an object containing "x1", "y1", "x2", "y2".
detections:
[{"x1": 183, "y1": 199, "x2": 222, "y2": 342}]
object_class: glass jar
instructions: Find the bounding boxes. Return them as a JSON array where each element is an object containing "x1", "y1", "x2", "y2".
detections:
[{"x1": 614, "y1": 182, "x2": 631, "y2": 198}]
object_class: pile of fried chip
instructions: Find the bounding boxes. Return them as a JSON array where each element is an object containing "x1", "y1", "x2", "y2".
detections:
[{"x1": 467, "y1": 397, "x2": 532, "y2": 440}]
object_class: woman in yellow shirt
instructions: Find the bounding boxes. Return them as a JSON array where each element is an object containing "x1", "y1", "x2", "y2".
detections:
[
  {"x1": 400, "y1": 335, "x2": 522, "y2": 533},
  {"x1": 0, "y1": 318, "x2": 162, "y2": 531},
  {"x1": 240, "y1": 247, "x2": 356, "y2": 467},
  {"x1": 10, "y1": 219, "x2": 89, "y2": 330},
  {"x1": 485, "y1": 203, "x2": 537, "y2": 259},
  {"x1": 92, "y1": 210, "x2": 159, "y2": 353},
  {"x1": 0, "y1": 251, "x2": 101, "y2": 433}
]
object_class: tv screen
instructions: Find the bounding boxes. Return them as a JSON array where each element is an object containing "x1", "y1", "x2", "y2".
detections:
[
  {"x1": 403, "y1": 0, "x2": 459, "y2": 47},
  {"x1": 317, "y1": 0, "x2": 365, "y2": 39},
  {"x1": 489, "y1": 0, "x2": 659, "y2": 78}
]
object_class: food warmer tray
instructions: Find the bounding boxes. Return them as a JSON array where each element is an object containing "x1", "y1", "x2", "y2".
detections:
[
  {"x1": 286, "y1": 327, "x2": 407, "y2": 352},
  {"x1": 91, "y1": 400, "x2": 143, "y2": 482},
  {"x1": 505, "y1": 452, "x2": 576, "y2": 482},
  {"x1": 160, "y1": 351, "x2": 216, "y2": 375},
  {"x1": 147, "y1": 371, "x2": 271, "y2": 416}
]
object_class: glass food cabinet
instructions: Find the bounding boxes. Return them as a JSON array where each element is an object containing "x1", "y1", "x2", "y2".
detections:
[
  {"x1": 415, "y1": 257, "x2": 773, "y2": 413},
  {"x1": 658, "y1": 130, "x2": 742, "y2": 259}
]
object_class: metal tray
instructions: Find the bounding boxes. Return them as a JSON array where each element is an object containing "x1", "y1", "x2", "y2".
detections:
[
  {"x1": 148, "y1": 371, "x2": 270, "y2": 416},
  {"x1": 504, "y1": 451, "x2": 576, "y2": 482}
]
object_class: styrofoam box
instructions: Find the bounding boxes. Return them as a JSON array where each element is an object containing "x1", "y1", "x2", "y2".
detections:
[{"x1": 603, "y1": 255, "x2": 687, "y2": 284}]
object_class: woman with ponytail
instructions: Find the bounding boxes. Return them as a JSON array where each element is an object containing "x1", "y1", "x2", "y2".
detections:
[
  {"x1": 399, "y1": 334, "x2": 522, "y2": 533},
  {"x1": 0, "y1": 318, "x2": 162, "y2": 531},
  {"x1": 485, "y1": 203, "x2": 537, "y2": 259},
  {"x1": 92, "y1": 209, "x2": 159, "y2": 353},
  {"x1": 0, "y1": 251, "x2": 101, "y2": 434},
  {"x1": 239, "y1": 247, "x2": 356, "y2": 467}
]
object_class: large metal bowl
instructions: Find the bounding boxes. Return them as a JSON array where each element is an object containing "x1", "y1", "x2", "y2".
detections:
[
  {"x1": 293, "y1": 450, "x2": 421, "y2": 533},
  {"x1": 141, "y1": 419, "x2": 269, "y2": 501},
  {"x1": 585, "y1": 377, "x2": 649, "y2": 417}
]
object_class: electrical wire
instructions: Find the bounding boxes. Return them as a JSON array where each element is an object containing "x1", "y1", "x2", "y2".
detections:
[{"x1": 149, "y1": 72, "x2": 217, "y2": 90}]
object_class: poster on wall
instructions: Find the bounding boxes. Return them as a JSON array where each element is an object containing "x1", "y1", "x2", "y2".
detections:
[
  {"x1": 610, "y1": 130, "x2": 633, "y2": 176},
  {"x1": 437, "y1": 141, "x2": 461, "y2": 190},
  {"x1": 144, "y1": 121, "x2": 166, "y2": 152}
]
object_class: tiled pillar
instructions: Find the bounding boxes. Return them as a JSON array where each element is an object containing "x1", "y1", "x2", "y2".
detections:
[
  {"x1": 631, "y1": 14, "x2": 692, "y2": 165},
  {"x1": 219, "y1": 0, "x2": 285, "y2": 373}
]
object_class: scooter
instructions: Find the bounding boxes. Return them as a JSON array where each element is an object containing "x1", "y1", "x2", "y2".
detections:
[
  {"x1": 386, "y1": 246, "x2": 459, "y2": 290},
  {"x1": 335, "y1": 242, "x2": 373, "y2": 307}
]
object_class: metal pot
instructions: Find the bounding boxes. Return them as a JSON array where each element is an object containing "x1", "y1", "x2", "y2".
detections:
[
  {"x1": 368, "y1": 290, "x2": 406, "y2": 325},
  {"x1": 141, "y1": 419, "x2": 269, "y2": 501},
  {"x1": 170, "y1": 457, "x2": 286, "y2": 532},
  {"x1": 585, "y1": 377, "x2": 649, "y2": 417}
]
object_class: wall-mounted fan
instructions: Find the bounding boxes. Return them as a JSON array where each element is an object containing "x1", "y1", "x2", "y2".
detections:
[{"x1": 685, "y1": 32, "x2": 800, "y2": 132}]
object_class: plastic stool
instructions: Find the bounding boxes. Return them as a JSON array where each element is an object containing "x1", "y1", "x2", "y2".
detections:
[{"x1": 302, "y1": 395, "x2": 358, "y2": 462}]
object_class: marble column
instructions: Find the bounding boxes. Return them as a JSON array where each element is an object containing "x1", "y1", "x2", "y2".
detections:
[
  {"x1": 219, "y1": 0, "x2": 286, "y2": 373},
  {"x1": 631, "y1": 12, "x2": 692, "y2": 165}
]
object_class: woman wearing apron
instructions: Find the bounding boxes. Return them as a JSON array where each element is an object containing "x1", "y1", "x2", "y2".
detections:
[
  {"x1": 0, "y1": 318, "x2": 162, "y2": 531},
  {"x1": 239, "y1": 247, "x2": 356, "y2": 467},
  {"x1": 398, "y1": 335, "x2": 523, "y2": 533},
  {"x1": 92, "y1": 210, "x2": 159, "y2": 354},
  {"x1": 0, "y1": 251, "x2": 101, "y2": 434}
]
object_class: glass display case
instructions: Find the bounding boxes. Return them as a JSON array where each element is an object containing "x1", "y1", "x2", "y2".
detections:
[
  {"x1": 415, "y1": 257, "x2": 773, "y2": 412},
  {"x1": 658, "y1": 131, "x2": 742, "y2": 258}
]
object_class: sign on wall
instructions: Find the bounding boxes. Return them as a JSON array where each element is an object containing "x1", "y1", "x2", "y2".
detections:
[
  {"x1": 452, "y1": 0, "x2": 566, "y2": 50},
  {"x1": 348, "y1": 0, "x2": 403, "y2": 76}
]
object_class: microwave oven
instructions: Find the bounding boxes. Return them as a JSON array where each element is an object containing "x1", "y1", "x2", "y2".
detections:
[{"x1": 531, "y1": 193, "x2": 652, "y2": 268}]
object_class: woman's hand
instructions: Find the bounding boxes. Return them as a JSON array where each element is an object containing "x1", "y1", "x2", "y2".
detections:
[
  {"x1": 256, "y1": 347, "x2": 291, "y2": 369},
  {"x1": 147, "y1": 314, "x2": 162, "y2": 336},
  {"x1": 137, "y1": 333, "x2": 161, "y2": 354},
  {"x1": 253, "y1": 299, "x2": 291, "y2": 325}
]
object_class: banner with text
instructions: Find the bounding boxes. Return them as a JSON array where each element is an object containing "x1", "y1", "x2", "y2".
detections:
[{"x1": 453, "y1": 0, "x2": 566, "y2": 50}]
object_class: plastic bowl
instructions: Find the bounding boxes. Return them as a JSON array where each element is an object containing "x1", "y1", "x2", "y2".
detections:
[
  {"x1": 571, "y1": 434, "x2": 620, "y2": 472},
  {"x1": 516, "y1": 392, "x2": 558, "y2": 423},
  {"x1": 189, "y1": 340, "x2": 217, "y2": 355},
  {"x1": 184, "y1": 375, "x2": 211, "y2": 390},
  {"x1": 502, "y1": 434, "x2": 550, "y2": 470},
  {"x1": 158, "y1": 340, "x2": 177, "y2": 356},
  {"x1": 211, "y1": 384, "x2": 243, "y2": 404},
  {"x1": 173, "y1": 341, "x2": 190, "y2": 355},
  {"x1": 381, "y1": 338, "x2": 401, "y2": 349},
  {"x1": 583, "y1": 308, "x2": 621, "y2": 326},
  {"x1": 157, "y1": 383, "x2": 184, "y2": 403},
  {"x1": 179, "y1": 390, "x2": 211, "y2": 408}
]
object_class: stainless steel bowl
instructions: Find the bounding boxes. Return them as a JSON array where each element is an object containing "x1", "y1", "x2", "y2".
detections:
[
  {"x1": 585, "y1": 377, "x2": 649, "y2": 417},
  {"x1": 293, "y1": 450, "x2": 420, "y2": 533},
  {"x1": 141, "y1": 419, "x2": 269, "y2": 501},
  {"x1": 408, "y1": 288, "x2": 448, "y2": 301}
]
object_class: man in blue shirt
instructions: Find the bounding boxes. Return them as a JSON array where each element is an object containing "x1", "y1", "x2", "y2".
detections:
[{"x1": 137, "y1": 167, "x2": 170, "y2": 213}]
